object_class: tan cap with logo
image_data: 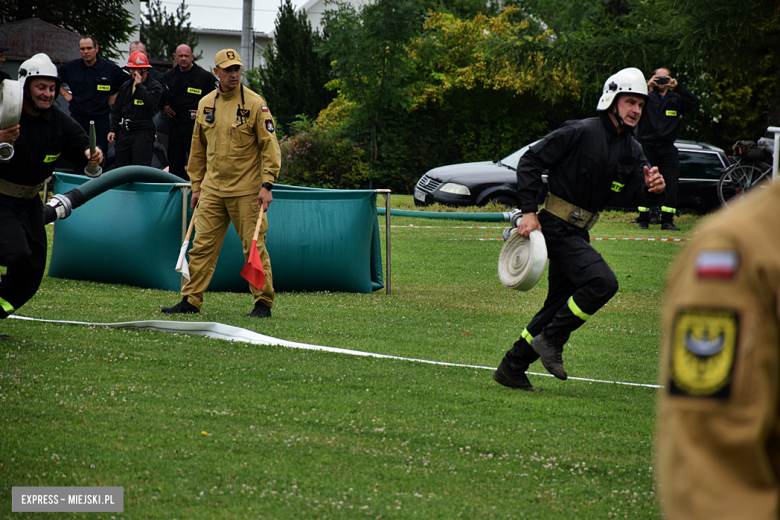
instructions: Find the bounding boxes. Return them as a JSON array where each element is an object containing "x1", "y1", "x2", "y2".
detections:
[{"x1": 215, "y1": 49, "x2": 242, "y2": 68}]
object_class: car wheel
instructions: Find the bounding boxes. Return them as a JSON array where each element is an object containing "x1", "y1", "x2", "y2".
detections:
[{"x1": 487, "y1": 195, "x2": 518, "y2": 209}]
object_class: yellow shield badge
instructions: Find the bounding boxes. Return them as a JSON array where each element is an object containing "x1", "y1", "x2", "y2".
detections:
[{"x1": 669, "y1": 308, "x2": 739, "y2": 398}]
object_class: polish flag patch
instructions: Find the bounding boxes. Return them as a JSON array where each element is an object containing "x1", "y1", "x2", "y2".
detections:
[
  {"x1": 695, "y1": 250, "x2": 739, "y2": 280},
  {"x1": 261, "y1": 106, "x2": 269, "y2": 112}
]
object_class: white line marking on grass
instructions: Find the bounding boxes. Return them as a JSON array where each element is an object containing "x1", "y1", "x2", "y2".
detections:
[
  {"x1": 9, "y1": 315, "x2": 661, "y2": 389},
  {"x1": 450, "y1": 237, "x2": 690, "y2": 242}
]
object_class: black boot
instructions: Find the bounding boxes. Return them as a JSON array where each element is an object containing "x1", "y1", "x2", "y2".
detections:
[
  {"x1": 247, "y1": 302, "x2": 271, "y2": 318},
  {"x1": 493, "y1": 358, "x2": 541, "y2": 391},
  {"x1": 161, "y1": 297, "x2": 199, "y2": 314},
  {"x1": 530, "y1": 333, "x2": 568, "y2": 380},
  {"x1": 630, "y1": 211, "x2": 649, "y2": 225},
  {"x1": 661, "y1": 221, "x2": 680, "y2": 231}
]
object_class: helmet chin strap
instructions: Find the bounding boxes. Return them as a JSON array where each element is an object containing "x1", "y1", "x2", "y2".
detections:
[
  {"x1": 611, "y1": 104, "x2": 634, "y2": 131},
  {"x1": 24, "y1": 87, "x2": 50, "y2": 113}
]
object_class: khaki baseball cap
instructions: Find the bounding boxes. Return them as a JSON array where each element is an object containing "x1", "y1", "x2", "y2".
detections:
[{"x1": 215, "y1": 49, "x2": 242, "y2": 68}]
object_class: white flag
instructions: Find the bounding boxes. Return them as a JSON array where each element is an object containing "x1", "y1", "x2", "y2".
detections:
[{"x1": 175, "y1": 241, "x2": 191, "y2": 281}]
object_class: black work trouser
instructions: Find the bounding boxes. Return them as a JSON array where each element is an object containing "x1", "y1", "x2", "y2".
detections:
[
  {"x1": 504, "y1": 211, "x2": 619, "y2": 371},
  {"x1": 638, "y1": 143, "x2": 679, "y2": 223},
  {"x1": 71, "y1": 112, "x2": 110, "y2": 167},
  {"x1": 0, "y1": 194, "x2": 47, "y2": 318},
  {"x1": 113, "y1": 128, "x2": 155, "y2": 168},
  {"x1": 168, "y1": 119, "x2": 195, "y2": 180}
]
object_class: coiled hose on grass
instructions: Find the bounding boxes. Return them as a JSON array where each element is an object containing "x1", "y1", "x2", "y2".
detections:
[{"x1": 44, "y1": 166, "x2": 185, "y2": 224}]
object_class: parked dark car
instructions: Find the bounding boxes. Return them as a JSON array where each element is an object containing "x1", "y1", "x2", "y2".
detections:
[{"x1": 414, "y1": 140, "x2": 731, "y2": 214}]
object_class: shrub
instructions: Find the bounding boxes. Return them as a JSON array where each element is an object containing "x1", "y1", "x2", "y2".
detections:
[{"x1": 278, "y1": 114, "x2": 370, "y2": 189}]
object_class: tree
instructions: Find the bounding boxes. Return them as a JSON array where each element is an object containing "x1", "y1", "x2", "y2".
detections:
[
  {"x1": 663, "y1": 0, "x2": 780, "y2": 131},
  {"x1": 321, "y1": 0, "x2": 426, "y2": 176},
  {"x1": 0, "y1": 0, "x2": 135, "y2": 60},
  {"x1": 250, "y1": 0, "x2": 334, "y2": 130},
  {"x1": 140, "y1": 0, "x2": 201, "y2": 63}
]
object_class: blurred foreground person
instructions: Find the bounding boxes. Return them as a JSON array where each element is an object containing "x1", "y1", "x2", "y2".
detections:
[{"x1": 656, "y1": 177, "x2": 780, "y2": 519}]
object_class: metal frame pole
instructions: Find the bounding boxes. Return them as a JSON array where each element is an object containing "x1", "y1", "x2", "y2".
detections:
[
  {"x1": 375, "y1": 189, "x2": 392, "y2": 295},
  {"x1": 768, "y1": 126, "x2": 780, "y2": 182}
]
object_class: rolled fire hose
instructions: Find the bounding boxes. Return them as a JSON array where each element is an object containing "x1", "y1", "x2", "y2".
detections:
[
  {"x1": 0, "y1": 80, "x2": 23, "y2": 162},
  {"x1": 44, "y1": 166, "x2": 185, "y2": 224},
  {"x1": 497, "y1": 229, "x2": 547, "y2": 291}
]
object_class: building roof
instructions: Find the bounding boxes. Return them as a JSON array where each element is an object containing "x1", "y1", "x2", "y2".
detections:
[
  {"x1": 148, "y1": 0, "x2": 307, "y2": 36},
  {"x1": 0, "y1": 18, "x2": 81, "y2": 63}
]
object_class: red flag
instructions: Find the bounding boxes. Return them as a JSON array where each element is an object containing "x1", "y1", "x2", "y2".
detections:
[
  {"x1": 241, "y1": 239, "x2": 266, "y2": 289},
  {"x1": 240, "y1": 206, "x2": 266, "y2": 289}
]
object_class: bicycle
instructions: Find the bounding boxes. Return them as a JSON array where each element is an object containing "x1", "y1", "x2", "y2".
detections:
[{"x1": 717, "y1": 139, "x2": 775, "y2": 207}]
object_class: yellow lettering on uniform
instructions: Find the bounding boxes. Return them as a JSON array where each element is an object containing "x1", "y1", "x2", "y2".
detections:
[
  {"x1": 97, "y1": 85, "x2": 110, "y2": 91},
  {"x1": 134, "y1": 99, "x2": 144, "y2": 105},
  {"x1": 187, "y1": 88, "x2": 202, "y2": 95},
  {"x1": 44, "y1": 153, "x2": 61, "y2": 163},
  {"x1": 611, "y1": 181, "x2": 624, "y2": 192},
  {"x1": 665, "y1": 110, "x2": 677, "y2": 116}
]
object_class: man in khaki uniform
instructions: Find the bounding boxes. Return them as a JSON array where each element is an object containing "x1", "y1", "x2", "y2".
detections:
[
  {"x1": 162, "y1": 49, "x2": 281, "y2": 318},
  {"x1": 656, "y1": 178, "x2": 780, "y2": 518}
]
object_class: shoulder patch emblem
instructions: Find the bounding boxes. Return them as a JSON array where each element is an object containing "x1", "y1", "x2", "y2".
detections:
[
  {"x1": 203, "y1": 106, "x2": 213, "y2": 114},
  {"x1": 669, "y1": 308, "x2": 739, "y2": 399},
  {"x1": 695, "y1": 250, "x2": 738, "y2": 280},
  {"x1": 265, "y1": 119, "x2": 275, "y2": 133},
  {"x1": 261, "y1": 106, "x2": 269, "y2": 112}
]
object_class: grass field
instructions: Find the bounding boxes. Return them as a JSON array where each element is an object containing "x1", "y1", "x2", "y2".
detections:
[{"x1": 1, "y1": 196, "x2": 703, "y2": 519}]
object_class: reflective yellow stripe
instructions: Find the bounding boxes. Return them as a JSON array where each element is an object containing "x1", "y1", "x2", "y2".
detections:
[
  {"x1": 134, "y1": 99, "x2": 144, "y2": 105},
  {"x1": 0, "y1": 297, "x2": 14, "y2": 314},
  {"x1": 611, "y1": 181, "x2": 624, "y2": 192},
  {"x1": 187, "y1": 87, "x2": 202, "y2": 95},
  {"x1": 44, "y1": 153, "x2": 61, "y2": 163},
  {"x1": 665, "y1": 110, "x2": 677, "y2": 116},
  {"x1": 521, "y1": 328, "x2": 534, "y2": 343},
  {"x1": 637, "y1": 206, "x2": 648, "y2": 212},
  {"x1": 568, "y1": 297, "x2": 591, "y2": 321},
  {"x1": 661, "y1": 206, "x2": 676, "y2": 214},
  {"x1": 97, "y1": 85, "x2": 110, "y2": 91}
]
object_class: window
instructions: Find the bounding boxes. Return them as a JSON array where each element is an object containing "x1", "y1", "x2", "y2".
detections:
[{"x1": 679, "y1": 151, "x2": 728, "y2": 180}]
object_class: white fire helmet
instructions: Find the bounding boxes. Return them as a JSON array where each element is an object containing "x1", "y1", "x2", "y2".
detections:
[
  {"x1": 596, "y1": 67, "x2": 648, "y2": 111},
  {"x1": 18, "y1": 53, "x2": 62, "y2": 99}
]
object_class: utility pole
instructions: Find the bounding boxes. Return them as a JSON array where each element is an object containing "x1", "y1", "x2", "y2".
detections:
[{"x1": 241, "y1": 0, "x2": 254, "y2": 75}]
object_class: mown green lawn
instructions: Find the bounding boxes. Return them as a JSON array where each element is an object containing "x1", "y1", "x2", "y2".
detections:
[{"x1": 1, "y1": 197, "x2": 703, "y2": 519}]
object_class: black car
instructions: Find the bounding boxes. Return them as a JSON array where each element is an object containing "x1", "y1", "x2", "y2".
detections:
[{"x1": 414, "y1": 140, "x2": 731, "y2": 214}]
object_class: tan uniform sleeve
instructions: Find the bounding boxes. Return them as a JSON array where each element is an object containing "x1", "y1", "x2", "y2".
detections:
[
  {"x1": 187, "y1": 96, "x2": 210, "y2": 192},
  {"x1": 254, "y1": 100, "x2": 281, "y2": 185},
  {"x1": 657, "y1": 230, "x2": 780, "y2": 520}
]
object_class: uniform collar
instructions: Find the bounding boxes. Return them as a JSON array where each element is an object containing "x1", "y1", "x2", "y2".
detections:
[{"x1": 219, "y1": 84, "x2": 240, "y2": 101}]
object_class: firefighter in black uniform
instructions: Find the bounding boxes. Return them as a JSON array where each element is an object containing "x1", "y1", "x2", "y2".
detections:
[
  {"x1": 0, "y1": 53, "x2": 102, "y2": 335},
  {"x1": 108, "y1": 51, "x2": 163, "y2": 167},
  {"x1": 492, "y1": 68, "x2": 667, "y2": 392},
  {"x1": 161, "y1": 44, "x2": 216, "y2": 179},
  {"x1": 633, "y1": 67, "x2": 698, "y2": 231},
  {"x1": 58, "y1": 37, "x2": 124, "y2": 167}
]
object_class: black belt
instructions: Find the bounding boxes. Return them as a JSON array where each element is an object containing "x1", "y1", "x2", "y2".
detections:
[{"x1": 119, "y1": 119, "x2": 154, "y2": 131}]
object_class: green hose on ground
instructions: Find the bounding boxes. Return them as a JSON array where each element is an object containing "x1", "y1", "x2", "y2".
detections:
[{"x1": 377, "y1": 207, "x2": 513, "y2": 222}]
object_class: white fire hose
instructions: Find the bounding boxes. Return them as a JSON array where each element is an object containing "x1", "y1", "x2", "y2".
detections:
[
  {"x1": 0, "y1": 80, "x2": 23, "y2": 162},
  {"x1": 498, "y1": 229, "x2": 547, "y2": 291}
]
